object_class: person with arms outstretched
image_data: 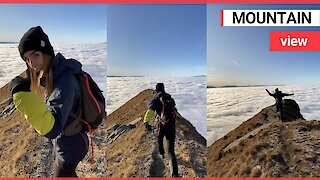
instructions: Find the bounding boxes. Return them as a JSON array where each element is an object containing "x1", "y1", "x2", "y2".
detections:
[{"x1": 266, "y1": 88, "x2": 294, "y2": 120}]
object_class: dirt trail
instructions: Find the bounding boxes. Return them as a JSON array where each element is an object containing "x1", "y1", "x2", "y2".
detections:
[{"x1": 148, "y1": 131, "x2": 165, "y2": 177}]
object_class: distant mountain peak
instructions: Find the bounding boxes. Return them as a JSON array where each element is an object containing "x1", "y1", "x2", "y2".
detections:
[{"x1": 0, "y1": 42, "x2": 17, "y2": 44}]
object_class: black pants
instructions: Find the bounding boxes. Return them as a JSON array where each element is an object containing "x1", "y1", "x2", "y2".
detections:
[
  {"x1": 52, "y1": 132, "x2": 89, "y2": 177},
  {"x1": 158, "y1": 125, "x2": 179, "y2": 177},
  {"x1": 276, "y1": 102, "x2": 283, "y2": 120},
  {"x1": 54, "y1": 162, "x2": 78, "y2": 177}
]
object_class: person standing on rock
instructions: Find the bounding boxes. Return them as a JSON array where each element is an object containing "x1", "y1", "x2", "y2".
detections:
[
  {"x1": 266, "y1": 88, "x2": 294, "y2": 120},
  {"x1": 143, "y1": 83, "x2": 179, "y2": 177},
  {"x1": 9, "y1": 26, "x2": 89, "y2": 177}
]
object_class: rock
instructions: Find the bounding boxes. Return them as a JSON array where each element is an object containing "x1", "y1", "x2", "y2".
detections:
[
  {"x1": 0, "y1": 98, "x2": 15, "y2": 119},
  {"x1": 282, "y1": 99, "x2": 304, "y2": 121},
  {"x1": 250, "y1": 165, "x2": 262, "y2": 177},
  {"x1": 107, "y1": 124, "x2": 137, "y2": 144}
]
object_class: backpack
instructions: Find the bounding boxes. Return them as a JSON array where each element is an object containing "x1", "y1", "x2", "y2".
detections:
[
  {"x1": 64, "y1": 71, "x2": 106, "y2": 136},
  {"x1": 159, "y1": 93, "x2": 176, "y2": 125},
  {"x1": 65, "y1": 71, "x2": 106, "y2": 164},
  {"x1": 76, "y1": 71, "x2": 106, "y2": 130}
]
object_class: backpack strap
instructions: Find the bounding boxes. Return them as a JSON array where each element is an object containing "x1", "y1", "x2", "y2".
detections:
[
  {"x1": 63, "y1": 72, "x2": 97, "y2": 164},
  {"x1": 158, "y1": 96, "x2": 166, "y2": 125},
  {"x1": 159, "y1": 96, "x2": 165, "y2": 119},
  {"x1": 81, "y1": 120, "x2": 95, "y2": 164},
  {"x1": 69, "y1": 104, "x2": 96, "y2": 165},
  {"x1": 83, "y1": 72, "x2": 102, "y2": 114},
  {"x1": 76, "y1": 72, "x2": 97, "y2": 164}
]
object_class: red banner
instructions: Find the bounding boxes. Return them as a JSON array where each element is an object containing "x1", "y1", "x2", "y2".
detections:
[{"x1": 270, "y1": 31, "x2": 320, "y2": 51}]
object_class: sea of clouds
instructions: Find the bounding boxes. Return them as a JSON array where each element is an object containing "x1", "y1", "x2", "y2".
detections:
[
  {"x1": 107, "y1": 76, "x2": 207, "y2": 138},
  {"x1": 0, "y1": 44, "x2": 206, "y2": 138},
  {"x1": 0, "y1": 43, "x2": 107, "y2": 98},
  {"x1": 207, "y1": 85, "x2": 320, "y2": 146}
]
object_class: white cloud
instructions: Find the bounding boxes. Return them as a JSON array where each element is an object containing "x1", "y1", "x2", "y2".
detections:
[
  {"x1": 0, "y1": 43, "x2": 107, "y2": 101},
  {"x1": 232, "y1": 60, "x2": 241, "y2": 66},
  {"x1": 207, "y1": 85, "x2": 320, "y2": 146},
  {"x1": 54, "y1": 43, "x2": 107, "y2": 98},
  {"x1": 0, "y1": 43, "x2": 26, "y2": 88},
  {"x1": 0, "y1": 43, "x2": 207, "y2": 140},
  {"x1": 107, "y1": 76, "x2": 207, "y2": 138}
]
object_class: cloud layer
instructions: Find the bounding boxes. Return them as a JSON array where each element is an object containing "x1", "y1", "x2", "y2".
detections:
[
  {"x1": 0, "y1": 43, "x2": 107, "y2": 98},
  {"x1": 107, "y1": 76, "x2": 207, "y2": 137},
  {"x1": 207, "y1": 85, "x2": 320, "y2": 146}
]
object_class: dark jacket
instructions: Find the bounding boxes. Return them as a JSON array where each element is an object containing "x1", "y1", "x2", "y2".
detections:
[
  {"x1": 149, "y1": 91, "x2": 176, "y2": 126},
  {"x1": 268, "y1": 90, "x2": 293, "y2": 106},
  {"x1": 45, "y1": 53, "x2": 88, "y2": 163}
]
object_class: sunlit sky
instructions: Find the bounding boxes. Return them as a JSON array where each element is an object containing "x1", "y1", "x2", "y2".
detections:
[
  {"x1": 0, "y1": 5, "x2": 106, "y2": 43},
  {"x1": 208, "y1": 4, "x2": 320, "y2": 86},
  {"x1": 107, "y1": 5, "x2": 206, "y2": 77}
]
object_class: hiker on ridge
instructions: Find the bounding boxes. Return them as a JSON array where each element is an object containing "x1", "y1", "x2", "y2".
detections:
[
  {"x1": 143, "y1": 83, "x2": 179, "y2": 177},
  {"x1": 9, "y1": 26, "x2": 89, "y2": 177},
  {"x1": 266, "y1": 88, "x2": 294, "y2": 120}
]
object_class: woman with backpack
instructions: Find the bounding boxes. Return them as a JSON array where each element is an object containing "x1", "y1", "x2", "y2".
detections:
[
  {"x1": 143, "y1": 83, "x2": 179, "y2": 177},
  {"x1": 9, "y1": 26, "x2": 89, "y2": 177}
]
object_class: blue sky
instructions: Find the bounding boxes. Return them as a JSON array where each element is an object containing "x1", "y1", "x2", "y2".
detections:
[
  {"x1": 0, "y1": 5, "x2": 106, "y2": 43},
  {"x1": 208, "y1": 4, "x2": 320, "y2": 86},
  {"x1": 107, "y1": 5, "x2": 206, "y2": 77}
]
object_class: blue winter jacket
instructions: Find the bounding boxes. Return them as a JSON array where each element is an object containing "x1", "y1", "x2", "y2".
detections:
[{"x1": 47, "y1": 53, "x2": 88, "y2": 163}]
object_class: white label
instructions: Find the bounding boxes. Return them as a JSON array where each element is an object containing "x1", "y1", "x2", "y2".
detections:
[
  {"x1": 40, "y1": 40, "x2": 45, "y2": 47},
  {"x1": 222, "y1": 10, "x2": 320, "y2": 26}
]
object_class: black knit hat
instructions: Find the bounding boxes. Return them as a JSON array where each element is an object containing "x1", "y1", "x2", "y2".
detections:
[
  {"x1": 18, "y1": 26, "x2": 54, "y2": 60},
  {"x1": 156, "y1": 83, "x2": 165, "y2": 93}
]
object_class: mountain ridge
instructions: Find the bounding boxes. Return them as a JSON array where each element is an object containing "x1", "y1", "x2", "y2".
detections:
[
  {"x1": 106, "y1": 89, "x2": 206, "y2": 177},
  {"x1": 0, "y1": 77, "x2": 206, "y2": 177},
  {"x1": 207, "y1": 99, "x2": 320, "y2": 177}
]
